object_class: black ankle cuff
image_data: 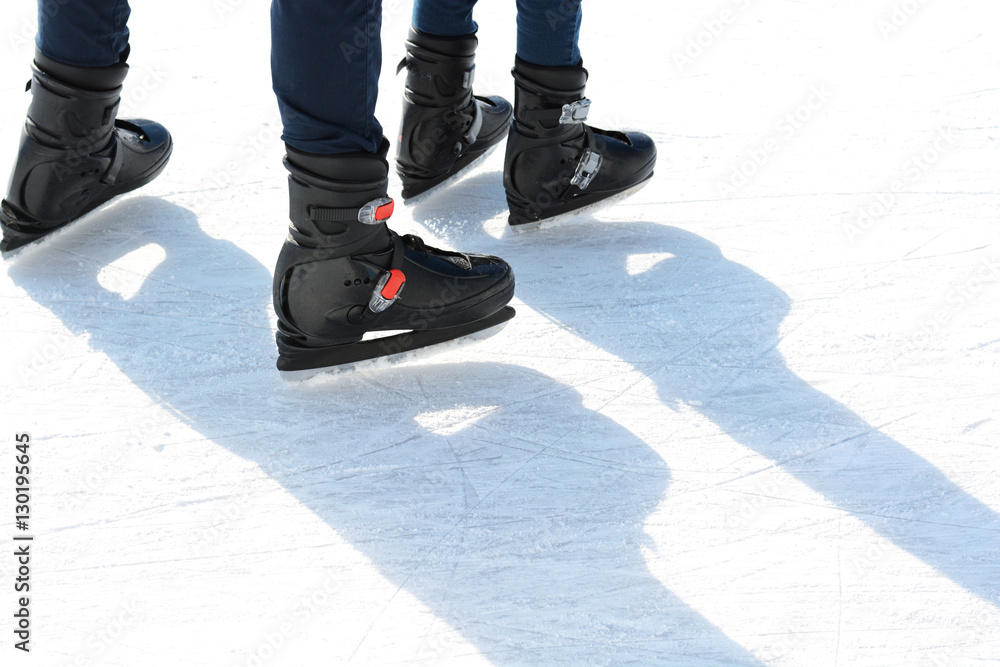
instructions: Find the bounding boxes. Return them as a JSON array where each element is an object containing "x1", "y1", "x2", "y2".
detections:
[
  {"x1": 285, "y1": 138, "x2": 390, "y2": 182},
  {"x1": 513, "y1": 55, "x2": 588, "y2": 90},
  {"x1": 407, "y1": 27, "x2": 477, "y2": 58},
  {"x1": 34, "y1": 47, "x2": 129, "y2": 92}
]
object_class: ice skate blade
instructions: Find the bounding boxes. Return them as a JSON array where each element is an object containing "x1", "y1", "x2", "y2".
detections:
[
  {"x1": 401, "y1": 144, "x2": 500, "y2": 206},
  {"x1": 511, "y1": 178, "x2": 653, "y2": 233},
  {"x1": 2, "y1": 143, "x2": 171, "y2": 260},
  {"x1": 1, "y1": 195, "x2": 126, "y2": 261},
  {"x1": 279, "y1": 306, "x2": 515, "y2": 382}
]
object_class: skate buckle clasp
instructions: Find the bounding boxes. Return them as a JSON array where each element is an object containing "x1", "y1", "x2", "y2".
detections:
[
  {"x1": 559, "y1": 98, "x2": 591, "y2": 125},
  {"x1": 368, "y1": 269, "x2": 406, "y2": 313},
  {"x1": 462, "y1": 64, "x2": 476, "y2": 89},
  {"x1": 358, "y1": 197, "x2": 395, "y2": 225},
  {"x1": 570, "y1": 149, "x2": 603, "y2": 189}
]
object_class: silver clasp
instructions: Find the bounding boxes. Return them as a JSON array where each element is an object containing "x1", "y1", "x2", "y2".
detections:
[
  {"x1": 559, "y1": 98, "x2": 591, "y2": 125},
  {"x1": 570, "y1": 149, "x2": 602, "y2": 190},
  {"x1": 358, "y1": 197, "x2": 394, "y2": 225}
]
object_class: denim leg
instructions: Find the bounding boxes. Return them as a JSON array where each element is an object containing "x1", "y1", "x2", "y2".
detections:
[
  {"x1": 411, "y1": 0, "x2": 479, "y2": 36},
  {"x1": 36, "y1": 0, "x2": 131, "y2": 67},
  {"x1": 271, "y1": 0, "x2": 383, "y2": 155},
  {"x1": 516, "y1": 0, "x2": 582, "y2": 66}
]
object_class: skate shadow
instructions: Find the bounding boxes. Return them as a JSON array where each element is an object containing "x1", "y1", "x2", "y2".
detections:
[
  {"x1": 442, "y1": 215, "x2": 998, "y2": 610},
  {"x1": 407, "y1": 169, "x2": 510, "y2": 227},
  {"x1": 6, "y1": 197, "x2": 764, "y2": 665}
]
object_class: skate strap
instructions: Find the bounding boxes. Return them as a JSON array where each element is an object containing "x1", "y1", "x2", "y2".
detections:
[
  {"x1": 360, "y1": 233, "x2": 408, "y2": 320},
  {"x1": 396, "y1": 55, "x2": 476, "y2": 90},
  {"x1": 521, "y1": 98, "x2": 591, "y2": 125},
  {"x1": 462, "y1": 100, "x2": 483, "y2": 146},
  {"x1": 569, "y1": 148, "x2": 602, "y2": 191},
  {"x1": 308, "y1": 197, "x2": 394, "y2": 225},
  {"x1": 26, "y1": 67, "x2": 120, "y2": 152},
  {"x1": 354, "y1": 230, "x2": 476, "y2": 324},
  {"x1": 99, "y1": 139, "x2": 125, "y2": 185}
]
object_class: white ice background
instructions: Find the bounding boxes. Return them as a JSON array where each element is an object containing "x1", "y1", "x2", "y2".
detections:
[{"x1": 1, "y1": 0, "x2": 998, "y2": 665}]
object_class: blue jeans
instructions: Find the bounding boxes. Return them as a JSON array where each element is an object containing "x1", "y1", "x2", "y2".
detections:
[
  {"x1": 270, "y1": 0, "x2": 384, "y2": 154},
  {"x1": 35, "y1": 0, "x2": 131, "y2": 67},
  {"x1": 34, "y1": 0, "x2": 583, "y2": 155},
  {"x1": 413, "y1": 0, "x2": 582, "y2": 67}
]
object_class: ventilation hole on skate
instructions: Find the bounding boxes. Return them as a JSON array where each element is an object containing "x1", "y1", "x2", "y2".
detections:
[
  {"x1": 343, "y1": 280, "x2": 351, "y2": 287},
  {"x1": 560, "y1": 159, "x2": 566, "y2": 165},
  {"x1": 363, "y1": 278, "x2": 370, "y2": 284},
  {"x1": 354, "y1": 278, "x2": 362, "y2": 285}
]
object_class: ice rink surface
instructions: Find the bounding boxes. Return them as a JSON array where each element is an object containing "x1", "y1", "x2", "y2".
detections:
[{"x1": 1, "y1": 0, "x2": 998, "y2": 665}]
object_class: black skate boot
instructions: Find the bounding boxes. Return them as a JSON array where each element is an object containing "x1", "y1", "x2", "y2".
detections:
[
  {"x1": 395, "y1": 28, "x2": 513, "y2": 201},
  {"x1": 274, "y1": 139, "x2": 515, "y2": 379},
  {"x1": 503, "y1": 57, "x2": 656, "y2": 227},
  {"x1": 1, "y1": 49, "x2": 173, "y2": 254}
]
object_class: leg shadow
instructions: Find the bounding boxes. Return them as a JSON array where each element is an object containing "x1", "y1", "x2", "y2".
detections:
[
  {"x1": 6, "y1": 197, "x2": 764, "y2": 664},
  {"x1": 481, "y1": 216, "x2": 1000, "y2": 609}
]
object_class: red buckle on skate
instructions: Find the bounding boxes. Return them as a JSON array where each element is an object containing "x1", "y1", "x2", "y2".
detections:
[
  {"x1": 368, "y1": 269, "x2": 406, "y2": 313},
  {"x1": 358, "y1": 197, "x2": 394, "y2": 225}
]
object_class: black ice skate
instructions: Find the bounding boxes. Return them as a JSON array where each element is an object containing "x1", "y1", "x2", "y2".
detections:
[
  {"x1": 504, "y1": 57, "x2": 657, "y2": 227},
  {"x1": 274, "y1": 140, "x2": 515, "y2": 380},
  {"x1": 1, "y1": 49, "x2": 172, "y2": 255},
  {"x1": 395, "y1": 28, "x2": 512, "y2": 201}
]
